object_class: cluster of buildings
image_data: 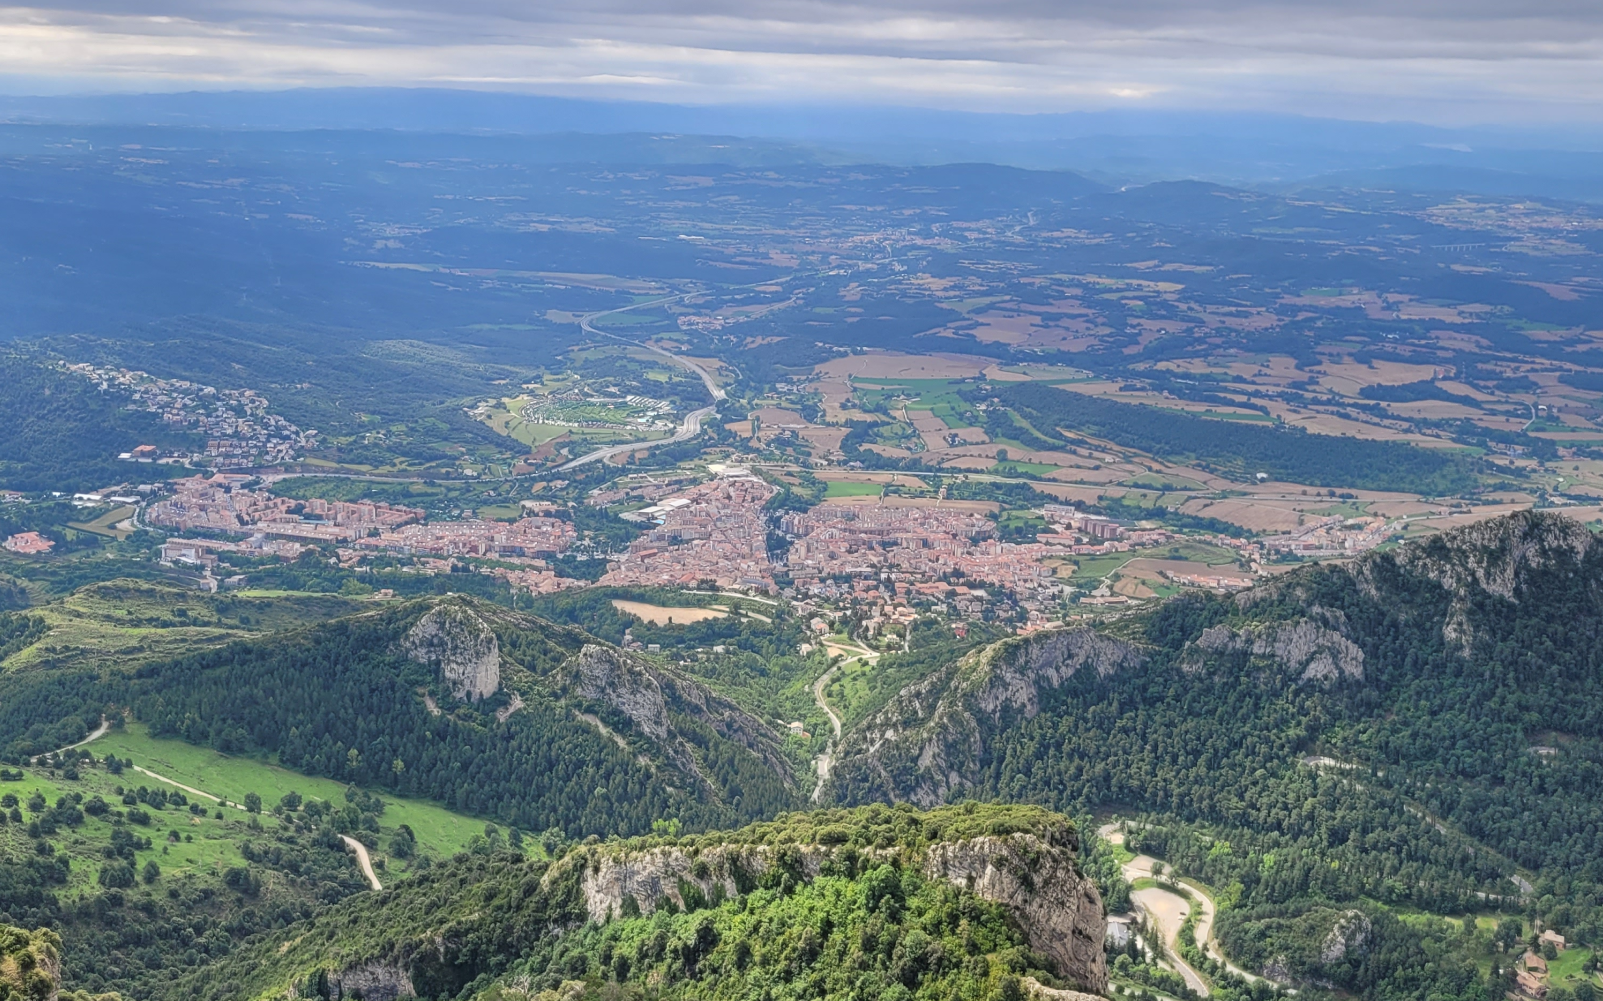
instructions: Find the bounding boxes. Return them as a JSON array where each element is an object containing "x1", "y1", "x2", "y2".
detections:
[
  {"x1": 350, "y1": 516, "x2": 577, "y2": 560},
  {"x1": 1515, "y1": 930, "x2": 1570, "y2": 999},
  {"x1": 1262, "y1": 515, "x2": 1396, "y2": 557},
  {"x1": 145, "y1": 475, "x2": 424, "y2": 543},
  {"x1": 588, "y1": 474, "x2": 698, "y2": 512},
  {"x1": 66, "y1": 363, "x2": 317, "y2": 468},
  {"x1": 3, "y1": 532, "x2": 53, "y2": 555},
  {"x1": 599, "y1": 473, "x2": 779, "y2": 591},
  {"x1": 158, "y1": 535, "x2": 306, "y2": 569},
  {"x1": 491, "y1": 566, "x2": 588, "y2": 595},
  {"x1": 782, "y1": 503, "x2": 1064, "y2": 600},
  {"x1": 148, "y1": 475, "x2": 581, "y2": 573}
]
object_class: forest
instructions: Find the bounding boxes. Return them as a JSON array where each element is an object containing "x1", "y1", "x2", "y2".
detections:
[
  {"x1": 825, "y1": 511, "x2": 1603, "y2": 1001},
  {"x1": 0, "y1": 354, "x2": 196, "y2": 493}
]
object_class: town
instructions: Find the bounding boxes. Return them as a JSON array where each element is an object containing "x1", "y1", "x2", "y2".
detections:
[{"x1": 65, "y1": 363, "x2": 317, "y2": 468}]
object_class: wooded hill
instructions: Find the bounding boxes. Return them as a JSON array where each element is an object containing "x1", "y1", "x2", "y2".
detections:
[
  {"x1": 0, "y1": 596, "x2": 803, "y2": 840},
  {"x1": 159, "y1": 803, "x2": 1101, "y2": 1001},
  {"x1": 826, "y1": 510, "x2": 1603, "y2": 999}
]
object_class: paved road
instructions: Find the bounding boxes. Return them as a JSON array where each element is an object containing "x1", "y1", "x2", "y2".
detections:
[
  {"x1": 341, "y1": 835, "x2": 383, "y2": 891},
  {"x1": 33, "y1": 717, "x2": 111, "y2": 763},
  {"x1": 810, "y1": 667, "x2": 842, "y2": 804},
  {"x1": 558, "y1": 404, "x2": 716, "y2": 470},
  {"x1": 557, "y1": 298, "x2": 727, "y2": 470},
  {"x1": 1099, "y1": 823, "x2": 1268, "y2": 991},
  {"x1": 1124, "y1": 854, "x2": 1211, "y2": 997}
]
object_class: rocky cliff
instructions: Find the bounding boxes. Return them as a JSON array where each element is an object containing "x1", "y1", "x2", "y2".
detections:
[
  {"x1": 826, "y1": 627, "x2": 1143, "y2": 806},
  {"x1": 0, "y1": 923, "x2": 122, "y2": 1001},
  {"x1": 400, "y1": 601, "x2": 501, "y2": 701},
  {"x1": 923, "y1": 834, "x2": 1107, "y2": 989},
  {"x1": 1351, "y1": 509, "x2": 1603, "y2": 657},
  {"x1": 564, "y1": 643, "x2": 796, "y2": 797},
  {"x1": 1185, "y1": 616, "x2": 1364, "y2": 684},
  {"x1": 561, "y1": 819, "x2": 1107, "y2": 993}
]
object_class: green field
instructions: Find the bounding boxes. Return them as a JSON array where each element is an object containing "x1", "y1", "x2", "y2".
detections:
[
  {"x1": 67, "y1": 504, "x2": 137, "y2": 540},
  {"x1": 824, "y1": 481, "x2": 882, "y2": 499},
  {"x1": 91, "y1": 725, "x2": 488, "y2": 863},
  {"x1": 1068, "y1": 552, "x2": 1141, "y2": 580},
  {"x1": 992, "y1": 461, "x2": 1060, "y2": 477}
]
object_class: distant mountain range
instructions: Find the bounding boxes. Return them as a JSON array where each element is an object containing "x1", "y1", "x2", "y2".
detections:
[{"x1": 3, "y1": 89, "x2": 1602, "y2": 198}]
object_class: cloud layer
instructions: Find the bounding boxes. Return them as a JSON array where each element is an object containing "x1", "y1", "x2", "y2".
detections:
[{"x1": 3, "y1": 0, "x2": 1602, "y2": 122}]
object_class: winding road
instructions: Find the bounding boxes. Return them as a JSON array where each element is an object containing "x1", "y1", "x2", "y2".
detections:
[
  {"x1": 810, "y1": 666, "x2": 843, "y2": 803},
  {"x1": 1099, "y1": 824, "x2": 1269, "y2": 994},
  {"x1": 33, "y1": 717, "x2": 111, "y2": 763},
  {"x1": 557, "y1": 299, "x2": 728, "y2": 470},
  {"x1": 1125, "y1": 854, "x2": 1211, "y2": 998},
  {"x1": 106, "y1": 759, "x2": 386, "y2": 893}
]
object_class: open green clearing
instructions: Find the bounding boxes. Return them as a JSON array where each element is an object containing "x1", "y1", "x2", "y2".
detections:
[
  {"x1": 92, "y1": 725, "x2": 487, "y2": 861},
  {"x1": 0, "y1": 723, "x2": 493, "y2": 904}
]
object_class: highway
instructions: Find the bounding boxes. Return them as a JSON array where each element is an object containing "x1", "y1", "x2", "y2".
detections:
[{"x1": 556, "y1": 297, "x2": 727, "y2": 470}]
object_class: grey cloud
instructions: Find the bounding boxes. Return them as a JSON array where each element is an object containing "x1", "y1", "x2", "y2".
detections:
[{"x1": 2, "y1": 0, "x2": 1602, "y2": 122}]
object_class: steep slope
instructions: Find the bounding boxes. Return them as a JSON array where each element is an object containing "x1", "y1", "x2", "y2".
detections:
[
  {"x1": 829, "y1": 628, "x2": 1143, "y2": 807},
  {"x1": 161, "y1": 804, "x2": 1107, "y2": 1001},
  {"x1": 824, "y1": 512, "x2": 1603, "y2": 996},
  {"x1": 0, "y1": 923, "x2": 121, "y2": 1001},
  {"x1": 0, "y1": 596, "x2": 801, "y2": 838}
]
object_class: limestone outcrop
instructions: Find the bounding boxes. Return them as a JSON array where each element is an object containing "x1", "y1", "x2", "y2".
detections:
[
  {"x1": 563, "y1": 831, "x2": 1107, "y2": 995},
  {"x1": 1188, "y1": 617, "x2": 1364, "y2": 684},
  {"x1": 327, "y1": 960, "x2": 415, "y2": 1001},
  {"x1": 923, "y1": 835, "x2": 1106, "y2": 991},
  {"x1": 401, "y1": 602, "x2": 501, "y2": 702},
  {"x1": 564, "y1": 644, "x2": 795, "y2": 794},
  {"x1": 826, "y1": 627, "x2": 1142, "y2": 806}
]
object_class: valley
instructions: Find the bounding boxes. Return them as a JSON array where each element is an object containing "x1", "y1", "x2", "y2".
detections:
[{"x1": 3, "y1": 125, "x2": 1603, "y2": 1001}]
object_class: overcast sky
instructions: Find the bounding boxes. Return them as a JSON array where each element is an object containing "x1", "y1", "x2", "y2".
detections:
[{"x1": 2, "y1": 0, "x2": 1601, "y2": 123}]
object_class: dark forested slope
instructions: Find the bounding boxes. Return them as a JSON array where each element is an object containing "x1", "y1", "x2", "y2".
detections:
[
  {"x1": 0, "y1": 596, "x2": 802, "y2": 838},
  {"x1": 827, "y1": 511, "x2": 1603, "y2": 996}
]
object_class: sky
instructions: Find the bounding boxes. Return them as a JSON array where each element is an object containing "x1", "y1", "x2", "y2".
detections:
[{"x1": 1, "y1": 0, "x2": 1602, "y2": 124}]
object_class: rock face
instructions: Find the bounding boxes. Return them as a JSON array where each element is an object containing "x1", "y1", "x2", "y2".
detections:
[
  {"x1": 565, "y1": 832, "x2": 1107, "y2": 995},
  {"x1": 328, "y1": 960, "x2": 415, "y2": 1001},
  {"x1": 565, "y1": 643, "x2": 795, "y2": 795},
  {"x1": 826, "y1": 627, "x2": 1142, "y2": 806},
  {"x1": 1318, "y1": 910, "x2": 1371, "y2": 964},
  {"x1": 1189, "y1": 617, "x2": 1364, "y2": 684},
  {"x1": 1353, "y1": 510, "x2": 1602, "y2": 657},
  {"x1": 923, "y1": 835, "x2": 1106, "y2": 992},
  {"x1": 576, "y1": 843, "x2": 756, "y2": 922},
  {"x1": 401, "y1": 603, "x2": 501, "y2": 702}
]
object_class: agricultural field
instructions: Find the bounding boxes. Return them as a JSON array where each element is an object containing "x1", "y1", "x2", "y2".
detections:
[{"x1": 610, "y1": 599, "x2": 728, "y2": 625}]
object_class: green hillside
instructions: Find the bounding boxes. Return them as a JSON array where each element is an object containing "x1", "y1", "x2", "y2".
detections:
[
  {"x1": 161, "y1": 804, "x2": 1098, "y2": 1001},
  {"x1": 828, "y1": 510, "x2": 1603, "y2": 1000},
  {"x1": 0, "y1": 723, "x2": 501, "y2": 998}
]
